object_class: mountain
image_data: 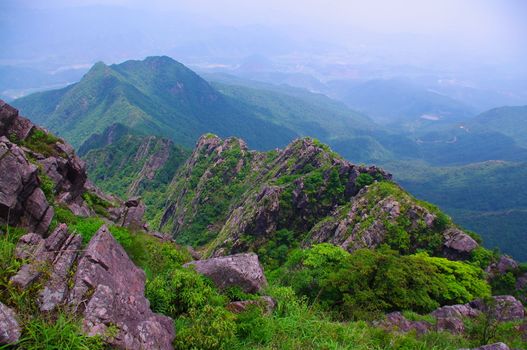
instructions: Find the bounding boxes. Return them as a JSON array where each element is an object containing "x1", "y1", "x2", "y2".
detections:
[
  {"x1": 158, "y1": 134, "x2": 483, "y2": 263},
  {"x1": 2, "y1": 100, "x2": 526, "y2": 349},
  {"x1": 12, "y1": 56, "x2": 297, "y2": 149},
  {"x1": 80, "y1": 123, "x2": 190, "y2": 222},
  {"x1": 466, "y1": 106, "x2": 527, "y2": 147},
  {"x1": 327, "y1": 78, "x2": 476, "y2": 128},
  {"x1": 388, "y1": 160, "x2": 527, "y2": 260}
]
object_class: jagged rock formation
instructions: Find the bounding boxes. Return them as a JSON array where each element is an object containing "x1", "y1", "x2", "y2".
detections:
[
  {"x1": 0, "y1": 100, "x2": 108, "y2": 232},
  {"x1": 10, "y1": 224, "x2": 174, "y2": 350},
  {"x1": 81, "y1": 124, "x2": 189, "y2": 200},
  {"x1": 0, "y1": 135, "x2": 53, "y2": 234},
  {"x1": 184, "y1": 253, "x2": 268, "y2": 293},
  {"x1": 69, "y1": 225, "x2": 174, "y2": 349},
  {"x1": 160, "y1": 134, "x2": 479, "y2": 260},
  {"x1": 0, "y1": 302, "x2": 21, "y2": 345}
]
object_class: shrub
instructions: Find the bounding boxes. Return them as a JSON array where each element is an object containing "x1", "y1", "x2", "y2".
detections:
[
  {"x1": 279, "y1": 244, "x2": 490, "y2": 318},
  {"x1": 355, "y1": 173, "x2": 375, "y2": 189}
]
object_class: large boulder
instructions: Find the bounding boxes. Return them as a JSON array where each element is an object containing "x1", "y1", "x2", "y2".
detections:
[
  {"x1": 68, "y1": 225, "x2": 174, "y2": 350},
  {"x1": 485, "y1": 255, "x2": 518, "y2": 279},
  {"x1": 431, "y1": 304, "x2": 480, "y2": 320},
  {"x1": 0, "y1": 302, "x2": 21, "y2": 345},
  {"x1": 185, "y1": 253, "x2": 267, "y2": 293},
  {"x1": 442, "y1": 228, "x2": 478, "y2": 260}
]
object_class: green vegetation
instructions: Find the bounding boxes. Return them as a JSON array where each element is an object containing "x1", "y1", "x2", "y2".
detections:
[
  {"x1": 20, "y1": 128, "x2": 65, "y2": 158},
  {"x1": 272, "y1": 244, "x2": 490, "y2": 319}
]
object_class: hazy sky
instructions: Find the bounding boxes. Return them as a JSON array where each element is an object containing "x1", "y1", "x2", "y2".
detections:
[{"x1": 2, "y1": 0, "x2": 526, "y2": 72}]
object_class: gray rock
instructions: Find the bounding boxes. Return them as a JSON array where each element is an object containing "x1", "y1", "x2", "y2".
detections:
[
  {"x1": 226, "y1": 296, "x2": 276, "y2": 315},
  {"x1": 0, "y1": 302, "x2": 20, "y2": 345},
  {"x1": 431, "y1": 304, "x2": 480, "y2": 319},
  {"x1": 470, "y1": 295, "x2": 525, "y2": 322},
  {"x1": 39, "y1": 233, "x2": 82, "y2": 312},
  {"x1": 442, "y1": 228, "x2": 478, "y2": 260},
  {"x1": 486, "y1": 256, "x2": 518, "y2": 279},
  {"x1": 471, "y1": 343, "x2": 510, "y2": 350},
  {"x1": 436, "y1": 317, "x2": 465, "y2": 334},
  {"x1": 378, "y1": 312, "x2": 431, "y2": 335},
  {"x1": 69, "y1": 225, "x2": 175, "y2": 350},
  {"x1": 185, "y1": 253, "x2": 267, "y2": 293}
]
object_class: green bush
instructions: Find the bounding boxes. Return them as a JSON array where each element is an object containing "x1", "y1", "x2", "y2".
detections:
[
  {"x1": 174, "y1": 305, "x2": 237, "y2": 350},
  {"x1": 146, "y1": 268, "x2": 227, "y2": 318},
  {"x1": 355, "y1": 173, "x2": 375, "y2": 189},
  {"x1": 278, "y1": 244, "x2": 490, "y2": 318}
]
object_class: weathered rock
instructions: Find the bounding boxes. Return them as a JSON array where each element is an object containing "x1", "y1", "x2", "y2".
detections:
[
  {"x1": 68, "y1": 225, "x2": 174, "y2": 350},
  {"x1": 0, "y1": 136, "x2": 52, "y2": 234},
  {"x1": 442, "y1": 228, "x2": 478, "y2": 260},
  {"x1": 436, "y1": 317, "x2": 465, "y2": 334},
  {"x1": 470, "y1": 295, "x2": 525, "y2": 322},
  {"x1": 226, "y1": 296, "x2": 276, "y2": 315},
  {"x1": 471, "y1": 343, "x2": 510, "y2": 350},
  {"x1": 185, "y1": 253, "x2": 267, "y2": 293},
  {"x1": 431, "y1": 304, "x2": 480, "y2": 320},
  {"x1": 0, "y1": 302, "x2": 21, "y2": 345},
  {"x1": 39, "y1": 233, "x2": 83, "y2": 312},
  {"x1": 14, "y1": 232, "x2": 45, "y2": 260},
  {"x1": 121, "y1": 200, "x2": 146, "y2": 230},
  {"x1": 10, "y1": 224, "x2": 71, "y2": 289},
  {"x1": 486, "y1": 255, "x2": 518, "y2": 279},
  {"x1": 378, "y1": 312, "x2": 431, "y2": 335}
]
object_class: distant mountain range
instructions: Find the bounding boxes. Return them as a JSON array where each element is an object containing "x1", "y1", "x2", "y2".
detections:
[{"x1": 12, "y1": 56, "x2": 527, "y2": 260}]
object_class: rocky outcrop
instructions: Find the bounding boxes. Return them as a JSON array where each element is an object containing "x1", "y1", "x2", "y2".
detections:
[
  {"x1": 68, "y1": 225, "x2": 175, "y2": 349},
  {"x1": 10, "y1": 224, "x2": 78, "y2": 293},
  {"x1": 9, "y1": 223, "x2": 174, "y2": 349},
  {"x1": 0, "y1": 136, "x2": 53, "y2": 234},
  {"x1": 185, "y1": 253, "x2": 267, "y2": 293},
  {"x1": 0, "y1": 302, "x2": 21, "y2": 345},
  {"x1": 0, "y1": 100, "x2": 110, "y2": 229},
  {"x1": 377, "y1": 312, "x2": 431, "y2": 335},
  {"x1": 469, "y1": 295, "x2": 525, "y2": 322},
  {"x1": 442, "y1": 228, "x2": 479, "y2": 260},
  {"x1": 485, "y1": 255, "x2": 518, "y2": 279}
]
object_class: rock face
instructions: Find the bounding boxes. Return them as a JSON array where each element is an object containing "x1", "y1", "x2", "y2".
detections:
[
  {"x1": 469, "y1": 295, "x2": 525, "y2": 322},
  {"x1": 0, "y1": 302, "x2": 21, "y2": 345},
  {"x1": 9, "y1": 223, "x2": 175, "y2": 349},
  {"x1": 68, "y1": 225, "x2": 175, "y2": 349},
  {"x1": 0, "y1": 100, "x2": 106, "y2": 231},
  {"x1": 185, "y1": 253, "x2": 267, "y2": 293},
  {"x1": 10, "y1": 224, "x2": 79, "y2": 296},
  {"x1": 442, "y1": 228, "x2": 479, "y2": 260},
  {"x1": 159, "y1": 134, "x2": 478, "y2": 260},
  {"x1": 0, "y1": 135, "x2": 53, "y2": 234}
]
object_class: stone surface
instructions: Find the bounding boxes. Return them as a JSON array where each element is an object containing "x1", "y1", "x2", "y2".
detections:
[
  {"x1": 0, "y1": 136, "x2": 52, "y2": 234},
  {"x1": 471, "y1": 343, "x2": 510, "y2": 350},
  {"x1": 226, "y1": 296, "x2": 276, "y2": 315},
  {"x1": 10, "y1": 224, "x2": 71, "y2": 290},
  {"x1": 436, "y1": 317, "x2": 465, "y2": 334},
  {"x1": 442, "y1": 228, "x2": 479, "y2": 260},
  {"x1": 431, "y1": 304, "x2": 480, "y2": 320},
  {"x1": 68, "y1": 225, "x2": 175, "y2": 350},
  {"x1": 470, "y1": 295, "x2": 525, "y2": 322},
  {"x1": 0, "y1": 302, "x2": 21, "y2": 345},
  {"x1": 486, "y1": 256, "x2": 519, "y2": 279},
  {"x1": 378, "y1": 312, "x2": 431, "y2": 335},
  {"x1": 185, "y1": 253, "x2": 267, "y2": 293}
]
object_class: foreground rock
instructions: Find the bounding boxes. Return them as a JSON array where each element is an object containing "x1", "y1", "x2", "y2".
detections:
[
  {"x1": 185, "y1": 253, "x2": 267, "y2": 293},
  {"x1": 68, "y1": 225, "x2": 175, "y2": 349},
  {"x1": 0, "y1": 302, "x2": 21, "y2": 345}
]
